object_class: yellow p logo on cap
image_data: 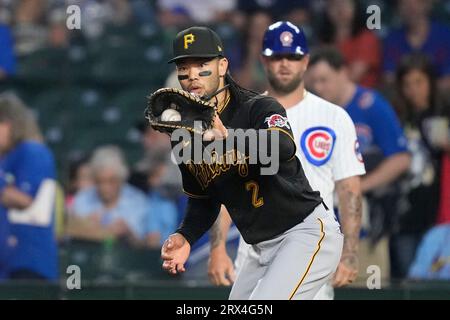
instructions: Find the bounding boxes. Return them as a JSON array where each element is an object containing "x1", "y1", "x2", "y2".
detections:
[{"x1": 184, "y1": 33, "x2": 195, "y2": 49}]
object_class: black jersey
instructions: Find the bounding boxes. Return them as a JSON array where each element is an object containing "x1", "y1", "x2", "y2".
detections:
[{"x1": 174, "y1": 83, "x2": 323, "y2": 245}]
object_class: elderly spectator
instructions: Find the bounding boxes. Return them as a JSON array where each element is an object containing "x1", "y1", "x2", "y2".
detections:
[
  {"x1": 146, "y1": 157, "x2": 180, "y2": 248},
  {"x1": 0, "y1": 93, "x2": 58, "y2": 281},
  {"x1": 128, "y1": 124, "x2": 182, "y2": 248},
  {"x1": 68, "y1": 146, "x2": 148, "y2": 245}
]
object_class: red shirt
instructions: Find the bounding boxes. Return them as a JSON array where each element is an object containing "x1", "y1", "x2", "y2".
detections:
[
  {"x1": 437, "y1": 153, "x2": 450, "y2": 224},
  {"x1": 337, "y1": 30, "x2": 381, "y2": 88}
]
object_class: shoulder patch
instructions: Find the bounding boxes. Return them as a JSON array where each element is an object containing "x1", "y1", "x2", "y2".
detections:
[
  {"x1": 264, "y1": 114, "x2": 291, "y2": 129},
  {"x1": 300, "y1": 126, "x2": 336, "y2": 166},
  {"x1": 355, "y1": 124, "x2": 373, "y2": 153},
  {"x1": 354, "y1": 140, "x2": 364, "y2": 163}
]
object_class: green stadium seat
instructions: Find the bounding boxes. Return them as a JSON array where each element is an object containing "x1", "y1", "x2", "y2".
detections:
[
  {"x1": 108, "y1": 86, "x2": 151, "y2": 126},
  {"x1": 67, "y1": 45, "x2": 93, "y2": 83},
  {"x1": 16, "y1": 47, "x2": 68, "y2": 83}
]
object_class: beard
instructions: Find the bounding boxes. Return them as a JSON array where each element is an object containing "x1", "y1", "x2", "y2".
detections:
[{"x1": 267, "y1": 70, "x2": 303, "y2": 94}]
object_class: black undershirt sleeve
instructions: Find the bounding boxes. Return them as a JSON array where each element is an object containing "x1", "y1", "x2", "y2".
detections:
[{"x1": 175, "y1": 197, "x2": 221, "y2": 246}]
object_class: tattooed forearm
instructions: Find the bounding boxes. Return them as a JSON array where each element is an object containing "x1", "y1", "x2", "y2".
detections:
[
  {"x1": 210, "y1": 213, "x2": 224, "y2": 250},
  {"x1": 337, "y1": 177, "x2": 362, "y2": 256}
]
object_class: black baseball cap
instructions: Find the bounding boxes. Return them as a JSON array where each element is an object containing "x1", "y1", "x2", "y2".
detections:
[{"x1": 168, "y1": 26, "x2": 225, "y2": 64}]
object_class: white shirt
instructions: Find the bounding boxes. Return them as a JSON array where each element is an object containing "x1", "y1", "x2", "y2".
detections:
[{"x1": 286, "y1": 91, "x2": 366, "y2": 208}]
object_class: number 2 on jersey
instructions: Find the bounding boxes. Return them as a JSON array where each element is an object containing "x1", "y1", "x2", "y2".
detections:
[{"x1": 245, "y1": 181, "x2": 264, "y2": 208}]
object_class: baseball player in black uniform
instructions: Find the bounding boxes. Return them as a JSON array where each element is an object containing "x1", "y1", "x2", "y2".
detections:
[{"x1": 161, "y1": 26, "x2": 343, "y2": 299}]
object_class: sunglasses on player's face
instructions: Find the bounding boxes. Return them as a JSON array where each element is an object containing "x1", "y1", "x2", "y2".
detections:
[{"x1": 269, "y1": 54, "x2": 304, "y2": 61}]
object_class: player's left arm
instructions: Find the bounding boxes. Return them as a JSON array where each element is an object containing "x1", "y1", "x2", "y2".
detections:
[
  {"x1": 161, "y1": 198, "x2": 221, "y2": 275},
  {"x1": 176, "y1": 197, "x2": 222, "y2": 246},
  {"x1": 208, "y1": 205, "x2": 236, "y2": 286},
  {"x1": 333, "y1": 176, "x2": 362, "y2": 287}
]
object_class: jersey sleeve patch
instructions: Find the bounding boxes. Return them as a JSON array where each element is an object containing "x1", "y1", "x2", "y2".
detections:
[
  {"x1": 264, "y1": 114, "x2": 291, "y2": 130},
  {"x1": 354, "y1": 140, "x2": 364, "y2": 163},
  {"x1": 300, "y1": 126, "x2": 336, "y2": 166}
]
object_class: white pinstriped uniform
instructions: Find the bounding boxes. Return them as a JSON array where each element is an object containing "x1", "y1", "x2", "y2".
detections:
[
  {"x1": 233, "y1": 91, "x2": 366, "y2": 299},
  {"x1": 286, "y1": 91, "x2": 366, "y2": 209}
]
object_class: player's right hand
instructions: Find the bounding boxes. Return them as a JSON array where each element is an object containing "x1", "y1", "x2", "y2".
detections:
[
  {"x1": 161, "y1": 233, "x2": 191, "y2": 275},
  {"x1": 207, "y1": 247, "x2": 236, "y2": 286}
]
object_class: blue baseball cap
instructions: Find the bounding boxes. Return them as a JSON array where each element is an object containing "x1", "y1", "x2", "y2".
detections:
[{"x1": 261, "y1": 21, "x2": 309, "y2": 57}]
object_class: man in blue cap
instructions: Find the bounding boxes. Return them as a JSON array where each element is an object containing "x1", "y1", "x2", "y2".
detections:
[{"x1": 160, "y1": 25, "x2": 344, "y2": 299}]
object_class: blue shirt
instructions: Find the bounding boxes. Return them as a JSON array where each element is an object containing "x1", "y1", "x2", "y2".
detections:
[
  {"x1": 409, "y1": 224, "x2": 450, "y2": 280},
  {"x1": 383, "y1": 21, "x2": 450, "y2": 77},
  {"x1": 0, "y1": 24, "x2": 16, "y2": 76},
  {"x1": 147, "y1": 192, "x2": 178, "y2": 245},
  {"x1": 73, "y1": 184, "x2": 148, "y2": 239},
  {"x1": 2, "y1": 141, "x2": 58, "y2": 280},
  {"x1": 0, "y1": 157, "x2": 10, "y2": 279},
  {"x1": 345, "y1": 86, "x2": 408, "y2": 158}
]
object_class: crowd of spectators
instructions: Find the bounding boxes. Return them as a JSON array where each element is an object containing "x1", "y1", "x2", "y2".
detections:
[{"x1": 0, "y1": 0, "x2": 448, "y2": 282}]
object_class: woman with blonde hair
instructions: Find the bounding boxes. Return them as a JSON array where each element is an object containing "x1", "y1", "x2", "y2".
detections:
[{"x1": 0, "y1": 93, "x2": 58, "y2": 281}]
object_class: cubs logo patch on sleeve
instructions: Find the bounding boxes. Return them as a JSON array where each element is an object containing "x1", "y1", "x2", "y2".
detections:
[
  {"x1": 301, "y1": 126, "x2": 336, "y2": 166},
  {"x1": 264, "y1": 114, "x2": 291, "y2": 129},
  {"x1": 355, "y1": 140, "x2": 364, "y2": 163},
  {"x1": 355, "y1": 124, "x2": 373, "y2": 154}
]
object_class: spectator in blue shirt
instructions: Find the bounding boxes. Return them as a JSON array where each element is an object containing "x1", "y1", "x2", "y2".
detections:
[
  {"x1": 0, "y1": 93, "x2": 58, "y2": 281},
  {"x1": 307, "y1": 49, "x2": 411, "y2": 261},
  {"x1": 68, "y1": 146, "x2": 148, "y2": 244},
  {"x1": 308, "y1": 48, "x2": 411, "y2": 194},
  {"x1": 408, "y1": 223, "x2": 450, "y2": 280},
  {"x1": 383, "y1": 0, "x2": 450, "y2": 90},
  {"x1": 0, "y1": 24, "x2": 16, "y2": 80}
]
